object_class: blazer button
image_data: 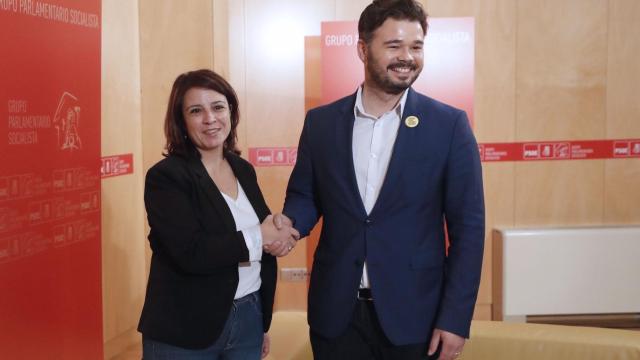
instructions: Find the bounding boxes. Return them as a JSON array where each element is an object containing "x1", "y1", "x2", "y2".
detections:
[{"x1": 365, "y1": 218, "x2": 372, "y2": 225}]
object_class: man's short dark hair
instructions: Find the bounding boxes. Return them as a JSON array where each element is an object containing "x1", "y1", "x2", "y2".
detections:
[{"x1": 358, "y1": 0, "x2": 428, "y2": 44}]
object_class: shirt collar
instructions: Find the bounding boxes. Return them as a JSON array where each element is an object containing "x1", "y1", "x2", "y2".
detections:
[{"x1": 354, "y1": 85, "x2": 409, "y2": 120}]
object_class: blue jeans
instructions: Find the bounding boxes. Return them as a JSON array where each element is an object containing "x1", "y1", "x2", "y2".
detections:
[{"x1": 143, "y1": 292, "x2": 264, "y2": 360}]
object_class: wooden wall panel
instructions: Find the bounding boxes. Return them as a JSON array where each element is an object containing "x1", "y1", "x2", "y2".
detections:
[
  {"x1": 226, "y1": 0, "x2": 248, "y2": 153},
  {"x1": 516, "y1": 0, "x2": 608, "y2": 141},
  {"x1": 424, "y1": 0, "x2": 474, "y2": 16},
  {"x1": 605, "y1": 161, "x2": 640, "y2": 224},
  {"x1": 473, "y1": 1, "x2": 515, "y2": 319},
  {"x1": 139, "y1": 0, "x2": 214, "y2": 174},
  {"x1": 604, "y1": 0, "x2": 640, "y2": 225},
  {"x1": 101, "y1": 0, "x2": 146, "y2": 358},
  {"x1": 472, "y1": 0, "x2": 517, "y2": 143},
  {"x1": 606, "y1": 0, "x2": 640, "y2": 139},
  {"x1": 515, "y1": 161, "x2": 605, "y2": 225},
  {"x1": 514, "y1": 1, "x2": 608, "y2": 226},
  {"x1": 213, "y1": 0, "x2": 230, "y2": 80}
]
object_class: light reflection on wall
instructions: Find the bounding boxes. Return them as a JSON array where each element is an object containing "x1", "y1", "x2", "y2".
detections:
[{"x1": 256, "y1": 10, "x2": 306, "y2": 66}]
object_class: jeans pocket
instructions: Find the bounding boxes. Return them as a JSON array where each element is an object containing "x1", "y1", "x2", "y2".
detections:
[{"x1": 250, "y1": 292, "x2": 263, "y2": 317}]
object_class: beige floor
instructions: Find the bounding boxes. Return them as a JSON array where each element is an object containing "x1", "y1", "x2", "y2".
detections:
[
  {"x1": 110, "y1": 343, "x2": 141, "y2": 360},
  {"x1": 110, "y1": 312, "x2": 312, "y2": 360}
]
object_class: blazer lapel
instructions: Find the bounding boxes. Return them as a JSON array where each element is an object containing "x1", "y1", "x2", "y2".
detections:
[
  {"x1": 335, "y1": 92, "x2": 368, "y2": 218},
  {"x1": 226, "y1": 153, "x2": 269, "y2": 221},
  {"x1": 370, "y1": 88, "x2": 420, "y2": 217},
  {"x1": 188, "y1": 157, "x2": 238, "y2": 232}
]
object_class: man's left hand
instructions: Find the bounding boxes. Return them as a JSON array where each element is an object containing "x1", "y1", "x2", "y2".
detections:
[{"x1": 428, "y1": 328, "x2": 465, "y2": 360}]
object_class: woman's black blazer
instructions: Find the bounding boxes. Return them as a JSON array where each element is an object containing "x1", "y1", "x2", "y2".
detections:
[{"x1": 138, "y1": 152, "x2": 277, "y2": 349}]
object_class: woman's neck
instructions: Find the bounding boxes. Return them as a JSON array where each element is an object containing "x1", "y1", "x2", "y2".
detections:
[{"x1": 199, "y1": 148, "x2": 225, "y2": 172}]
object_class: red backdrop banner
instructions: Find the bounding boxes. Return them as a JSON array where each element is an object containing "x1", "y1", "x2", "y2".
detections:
[
  {"x1": 250, "y1": 139, "x2": 640, "y2": 166},
  {"x1": 480, "y1": 139, "x2": 640, "y2": 162},
  {"x1": 0, "y1": 1, "x2": 103, "y2": 358}
]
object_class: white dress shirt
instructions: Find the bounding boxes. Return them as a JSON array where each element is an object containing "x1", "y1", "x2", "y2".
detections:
[
  {"x1": 352, "y1": 86, "x2": 408, "y2": 289},
  {"x1": 221, "y1": 180, "x2": 263, "y2": 299}
]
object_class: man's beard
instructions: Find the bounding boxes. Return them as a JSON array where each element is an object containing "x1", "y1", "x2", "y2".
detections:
[{"x1": 366, "y1": 58, "x2": 422, "y2": 95}]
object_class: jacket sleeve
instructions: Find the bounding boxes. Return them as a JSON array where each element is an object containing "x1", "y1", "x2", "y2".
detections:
[
  {"x1": 144, "y1": 162, "x2": 250, "y2": 274},
  {"x1": 435, "y1": 111, "x2": 485, "y2": 338},
  {"x1": 283, "y1": 112, "x2": 322, "y2": 237}
]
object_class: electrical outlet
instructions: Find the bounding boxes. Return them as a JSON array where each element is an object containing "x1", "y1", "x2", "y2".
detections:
[{"x1": 280, "y1": 267, "x2": 308, "y2": 282}]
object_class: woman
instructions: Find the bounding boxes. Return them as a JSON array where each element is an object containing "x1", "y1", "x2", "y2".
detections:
[{"x1": 138, "y1": 69, "x2": 298, "y2": 359}]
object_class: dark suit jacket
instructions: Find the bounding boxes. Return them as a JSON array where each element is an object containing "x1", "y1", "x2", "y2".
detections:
[
  {"x1": 138, "y1": 152, "x2": 277, "y2": 349},
  {"x1": 284, "y1": 88, "x2": 485, "y2": 345}
]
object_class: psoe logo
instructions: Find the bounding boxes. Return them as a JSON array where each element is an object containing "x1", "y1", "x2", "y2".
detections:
[
  {"x1": 613, "y1": 141, "x2": 630, "y2": 157},
  {"x1": 523, "y1": 144, "x2": 540, "y2": 159},
  {"x1": 256, "y1": 149, "x2": 274, "y2": 165},
  {"x1": 53, "y1": 92, "x2": 82, "y2": 151}
]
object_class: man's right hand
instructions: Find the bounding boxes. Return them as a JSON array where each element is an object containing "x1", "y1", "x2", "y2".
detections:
[
  {"x1": 260, "y1": 215, "x2": 298, "y2": 257},
  {"x1": 273, "y1": 213, "x2": 297, "y2": 239}
]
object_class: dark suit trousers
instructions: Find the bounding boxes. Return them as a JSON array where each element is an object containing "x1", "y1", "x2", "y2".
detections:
[{"x1": 310, "y1": 299, "x2": 438, "y2": 360}]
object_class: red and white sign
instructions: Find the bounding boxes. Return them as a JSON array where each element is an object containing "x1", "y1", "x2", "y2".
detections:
[
  {"x1": 0, "y1": 1, "x2": 103, "y2": 358},
  {"x1": 478, "y1": 143, "x2": 521, "y2": 162},
  {"x1": 252, "y1": 139, "x2": 640, "y2": 167},
  {"x1": 479, "y1": 139, "x2": 640, "y2": 162},
  {"x1": 249, "y1": 147, "x2": 298, "y2": 166},
  {"x1": 613, "y1": 140, "x2": 640, "y2": 158},
  {"x1": 101, "y1": 153, "x2": 134, "y2": 178},
  {"x1": 522, "y1": 142, "x2": 570, "y2": 160}
]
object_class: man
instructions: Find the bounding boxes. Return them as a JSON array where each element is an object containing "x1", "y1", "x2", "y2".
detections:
[{"x1": 276, "y1": 0, "x2": 484, "y2": 359}]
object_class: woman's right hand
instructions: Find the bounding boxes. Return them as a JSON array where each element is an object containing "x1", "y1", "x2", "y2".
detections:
[{"x1": 260, "y1": 215, "x2": 297, "y2": 256}]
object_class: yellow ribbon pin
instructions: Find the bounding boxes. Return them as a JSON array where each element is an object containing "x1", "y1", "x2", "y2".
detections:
[{"x1": 405, "y1": 116, "x2": 419, "y2": 128}]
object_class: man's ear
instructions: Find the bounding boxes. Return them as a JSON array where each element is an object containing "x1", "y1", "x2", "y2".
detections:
[{"x1": 357, "y1": 39, "x2": 367, "y2": 63}]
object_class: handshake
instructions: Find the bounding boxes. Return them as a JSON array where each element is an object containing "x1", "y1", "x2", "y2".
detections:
[{"x1": 260, "y1": 213, "x2": 300, "y2": 257}]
